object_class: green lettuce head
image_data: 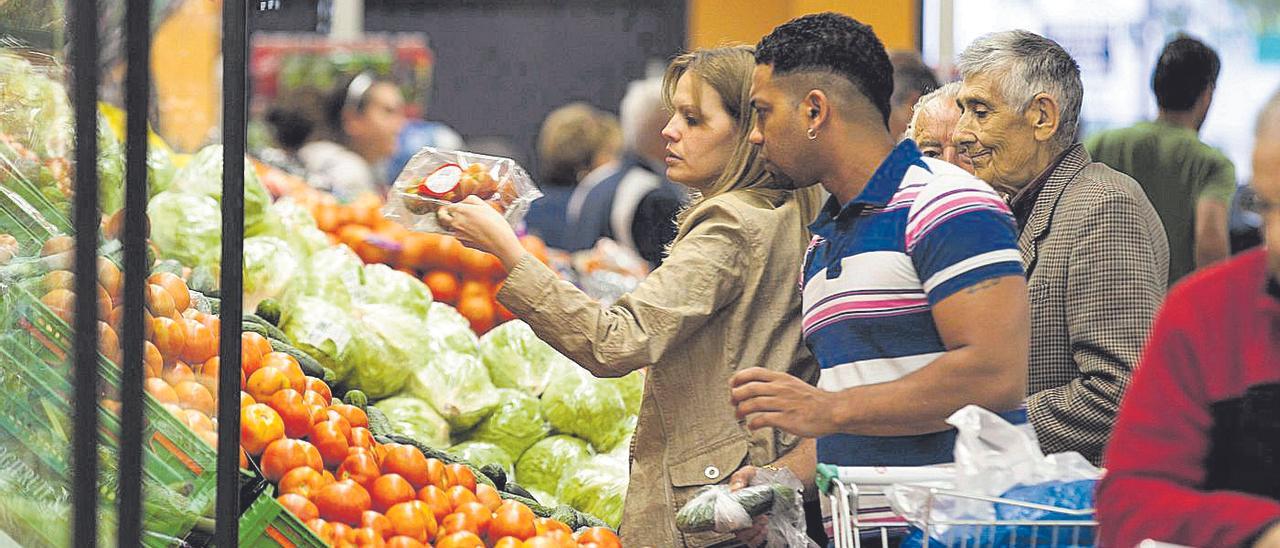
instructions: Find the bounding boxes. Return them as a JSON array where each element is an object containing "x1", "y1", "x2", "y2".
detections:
[
  {"x1": 514, "y1": 435, "x2": 593, "y2": 495},
  {"x1": 171, "y1": 144, "x2": 272, "y2": 235},
  {"x1": 286, "y1": 245, "x2": 365, "y2": 307},
  {"x1": 404, "y1": 351, "x2": 498, "y2": 430},
  {"x1": 279, "y1": 296, "x2": 361, "y2": 382},
  {"x1": 541, "y1": 368, "x2": 632, "y2": 452},
  {"x1": 468, "y1": 389, "x2": 550, "y2": 459},
  {"x1": 449, "y1": 441, "x2": 515, "y2": 480},
  {"x1": 146, "y1": 191, "x2": 221, "y2": 268},
  {"x1": 242, "y1": 236, "x2": 301, "y2": 312},
  {"x1": 375, "y1": 395, "x2": 451, "y2": 449},
  {"x1": 344, "y1": 303, "x2": 429, "y2": 399},
  {"x1": 479, "y1": 320, "x2": 571, "y2": 396},
  {"x1": 361, "y1": 263, "x2": 433, "y2": 317},
  {"x1": 426, "y1": 302, "x2": 479, "y2": 355},
  {"x1": 264, "y1": 198, "x2": 329, "y2": 257},
  {"x1": 556, "y1": 453, "x2": 628, "y2": 528}
]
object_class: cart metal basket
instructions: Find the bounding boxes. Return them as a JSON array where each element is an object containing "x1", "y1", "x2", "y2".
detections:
[{"x1": 819, "y1": 465, "x2": 1097, "y2": 548}]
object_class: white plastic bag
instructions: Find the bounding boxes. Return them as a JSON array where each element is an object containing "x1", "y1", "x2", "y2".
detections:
[
  {"x1": 886, "y1": 406, "x2": 1101, "y2": 544},
  {"x1": 382, "y1": 146, "x2": 541, "y2": 235},
  {"x1": 674, "y1": 467, "x2": 818, "y2": 547},
  {"x1": 753, "y1": 467, "x2": 819, "y2": 548}
]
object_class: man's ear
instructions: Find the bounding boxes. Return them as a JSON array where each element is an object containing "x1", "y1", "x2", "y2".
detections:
[
  {"x1": 1026, "y1": 92, "x2": 1061, "y2": 144},
  {"x1": 804, "y1": 89, "x2": 831, "y2": 131}
]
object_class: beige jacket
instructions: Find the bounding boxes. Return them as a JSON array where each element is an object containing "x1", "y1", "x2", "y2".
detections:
[{"x1": 498, "y1": 186, "x2": 821, "y2": 547}]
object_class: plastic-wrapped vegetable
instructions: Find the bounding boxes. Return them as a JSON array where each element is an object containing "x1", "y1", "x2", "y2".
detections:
[
  {"x1": 96, "y1": 114, "x2": 125, "y2": 215},
  {"x1": 171, "y1": 144, "x2": 273, "y2": 235},
  {"x1": 468, "y1": 389, "x2": 550, "y2": 459},
  {"x1": 0, "y1": 52, "x2": 71, "y2": 159},
  {"x1": 556, "y1": 453, "x2": 628, "y2": 528},
  {"x1": 360, "y1": 263, "x2": 433, "y2": 317},
  {"x1": 426, "y1": 302, "x2": 480, "y2": 355},
  {"x1": 280, "y1": 296, "x2": 360, "y2": 382},
  {"x1": 526, "y1": 488, "x2": 559, "y2": 508},
  {"x1": 515, "y1": 435, "x2": 593, "y2": 495},
  {"x1": 479, "y1": 320, "x2": 572, "y2": 396},
  {"x1": 147, "y1": 191, "x2": 222, "y2": 268},
  {"x1": 605, "y1": 370, "x2": 645, "y2": 416},
  {"x1": 675, "y1": 467, "x2": 811, "y2": 547},
  {"x1": 404, "y1": 351, "x2": 499, "y2": 430},
  {"x1": 541, "y1": 368, "x2": 632, "y2": 451},
  {"x1": 449, "y1": 441, "x2": 515, "y2": 480},
  {"x1": 242, "y1": 236, "x2": 301, "y2": 312},
  {"x1": 346, "y1": 303, "x2": 428, "y2": 398},
  {"x1": 374, "y1": 395, "x2": 451, "y2": 449},
  {"x1": 263, "y1": 198, "x2": 329, "y2": 257},
  {"x1": 285, "y1": 245, "x2": 365, "y2": 307}
]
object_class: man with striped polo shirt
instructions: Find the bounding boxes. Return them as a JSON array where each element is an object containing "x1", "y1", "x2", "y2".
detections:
[{"x1": 729, "y1": 13, "x2": 1031, "y2": 541}]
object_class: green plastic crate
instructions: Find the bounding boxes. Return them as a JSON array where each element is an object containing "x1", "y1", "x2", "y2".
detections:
[{"x1": 239, "y1": 491, "x2": 326, "y2": 548}]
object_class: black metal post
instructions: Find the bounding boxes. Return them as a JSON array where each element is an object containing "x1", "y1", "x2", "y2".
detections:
[
  {"x1": 70, "y1": 0, "x2": 100, "y2": 546},
  {"x1": 116, "y1": 0, "x2": 151, "y2": 544},
  {"x1": 216, "y1": 0, "x2": 248, "y2": 544}
]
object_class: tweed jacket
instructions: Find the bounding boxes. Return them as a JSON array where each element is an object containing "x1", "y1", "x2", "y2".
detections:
[{"x1": 1020, "y1": 144, "x2": 1168, "y2": 465}]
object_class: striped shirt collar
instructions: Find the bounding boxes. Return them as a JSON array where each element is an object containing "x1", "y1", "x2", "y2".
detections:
[{"x1": 810, "y1": 139, "x2": 929, "y2": 240}]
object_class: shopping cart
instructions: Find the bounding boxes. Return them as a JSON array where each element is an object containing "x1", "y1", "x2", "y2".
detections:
[{"x1": 818, "y1": 464, "x2": 1098, "y2": 548}]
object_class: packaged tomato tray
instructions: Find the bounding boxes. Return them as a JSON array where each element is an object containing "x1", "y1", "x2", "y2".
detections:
[{"x1": 382, "y1": 147, "x2": 542, "y2": 235}]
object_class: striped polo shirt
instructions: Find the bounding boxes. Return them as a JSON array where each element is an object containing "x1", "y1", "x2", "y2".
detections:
[{"x1": 803, "y1": 140, "x2": 1025, "y2": 467}]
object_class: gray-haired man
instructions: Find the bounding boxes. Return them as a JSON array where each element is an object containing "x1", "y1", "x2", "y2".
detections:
[{"x1": 954, "y1": 30, "x2": 1169, "y2": 464}]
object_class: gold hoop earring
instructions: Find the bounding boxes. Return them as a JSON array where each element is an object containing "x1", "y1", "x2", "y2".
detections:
[{"x1": 807, "y1": 128, "x2": 818, "y2": 140}]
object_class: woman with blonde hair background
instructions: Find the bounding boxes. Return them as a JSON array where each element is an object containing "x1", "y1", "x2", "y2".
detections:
[{"x1": 439, "y1": 46, "x2": 821, "y2": 547}]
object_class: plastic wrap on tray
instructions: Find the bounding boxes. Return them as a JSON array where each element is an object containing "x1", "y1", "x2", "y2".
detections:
[{"x1": 382, "y1": 147, "x2": 541, "y2": 235}]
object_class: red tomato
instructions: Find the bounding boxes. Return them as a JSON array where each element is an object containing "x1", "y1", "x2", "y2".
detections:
[
  {"x1": 490, "y1": 500, "x2": 536, "y2": 540},
  {"x1": 278, "y1": 467, "x2": 329, "y2": 499},
  {"x1": 385, "y1": 536, "x2": 426, "y2": 548},
  {"x1": 239, "y1": 403, "x2": 284, "y2": 457},
  {"x1": 533, "y1": 517, "x2": 571, "y2": 537},
  {"x1": 180, "y1": 317, "x2": 217, "y2": 364},
  {"x1": 277, "y1": 493, "x2": 319, "y2": 522},
  {"x1": 381, "y1": 444, "x2": 430, "y2": 489},
  {"x1": 351, "y1": 526, "x2": 386, "y2": 546},
  {"x1": 492, "y1": 537, "x2": 523, "y2": 548},
  {"x1": 260, "y1": 438, "x2": 324, "y2": 483},
  {"x1": 435, "y1": 531, "x2": 484, "y2": 548},
  {"x1": 446, "y1": 485, "x2": 478, "y2": 511},
  {"x1": 423, "y1": 457, "x2": 453, "y2": 490},
  {"x1": 385, "y1": 500, "x2": 437, "y2": 543},
  {"x1": 416, "y1": 484, "x2": 452, "y2": 522},
  {"x1": 577, "y1": 527, "x2": 621, "y2": 548},
  {"x1": 359, "y1": 510, "x2": 393, "y2": 538},
  {"x1": 313, "y1": 479, "x2": 372, "y2": 526},
  {"x1": 446, "y1": 463, "x2": 477, "y2": 492},
  {"x1": 241, "y1": 332, "x2": 272, "y2": 375},
  {"x1": 337, "y1": 452, "x2": 381, "y2": 489},
  {"x1": 349, "y1": 426, "x2": 375, "y2": 449},
  {"x1": 304, "y1": 376, "x2": 332, "y2": 404},
  {"x1": 370, "y1": 473, "x2": 417, "y2": 513},
  {"x1": 313, "y1": 409, "x2": 354, "y2": 440},
  {"x1": 267, "y1": 388, "x2": 313, "y2": 439},
  {"x1": 476, "y1": 483, "x2": 502, "y2": 512},
  {"x1": 449, "y1": 502, "x2": 492, "y2": 537},
  {"x1": 328, "y1": 403, "x2": 369, "y2": 429},
  {"x1": 311, "y1": 420, "x2": 352, "y2": 469},
  {"x1": 245, "y1": 366, "x2": 292, "y2": 403}
]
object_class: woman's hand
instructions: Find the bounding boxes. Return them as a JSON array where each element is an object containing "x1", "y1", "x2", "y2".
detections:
[{"x1": 436, "y1": 195, "x2": 527, "y2": 271}]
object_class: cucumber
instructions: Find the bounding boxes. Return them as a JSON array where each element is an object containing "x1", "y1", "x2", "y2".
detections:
[
  {"x1": 254, "y1": 298, "x2": 281, "y2": 327},
  {"x1": 343, "y1": 390, "x2": 368, "y2": 410},
  {"x1": 207, "y1": 296, "x2": 220, "y2": 316},
  {"x1": 187, "y1": 265, "x2": 218, "y2": 297},
  {"x1": 480, "y1": 463, "x2": 507, "y2": 490},
  {"x1": 366, "y1": 406, "x2": 394, "y2": 438},
  {"x1": 243, "y1": 314, "x2": 289, "y2": 342},
  {"x1": 674, "y1": 484, "x2": 786, "y2": 533},
  {"x1": 503, "y1": 480, "x2": 534, "y2": 501},
  {"x1": 151, "y1": 259, "x2": 183, "y2": 277},
  {"x1": 500, "y1": 492, "x2": 556, "y2": 518},
  {"x1": 267, "y1": 338, "x2": 325, "y2": 378},
  {"x1": 321, "y1": 367, "x2": 337, "y2": 385},
  {"x1": 189, "y1": 291, "x2": 213, "y2": 315},
  {"x1": 240, "y1": 321, "x2": 277, "y2": 342}
]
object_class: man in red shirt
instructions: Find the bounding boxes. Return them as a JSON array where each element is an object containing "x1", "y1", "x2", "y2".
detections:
[{"x1": 1097, "y1": 90, "x2": 1280, "y2": 547}]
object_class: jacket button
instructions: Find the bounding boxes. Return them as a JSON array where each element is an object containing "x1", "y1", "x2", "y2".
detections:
[{"x1": 704, "y1": 466, "x2": 720, "y2": 480}]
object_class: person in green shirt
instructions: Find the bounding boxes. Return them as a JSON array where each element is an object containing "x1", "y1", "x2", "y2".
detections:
[{"x1": 1087, "y1": 35, "x2": 1236, "y2": 284}]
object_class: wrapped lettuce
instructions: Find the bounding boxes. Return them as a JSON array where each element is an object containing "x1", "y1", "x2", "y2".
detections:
[
  {"x1": 0, "y1": 53, "x2": 71, "y2": 159},
  {"x1": 97, "y1": 114, "x2": 125, "y2": 215},
  {"x1": 468, "y1": 389, "x2": 550, "y2": 459},
  {"x1": 404, "y1": 351, "x2": 499, "y2": 430},
  {"x1": 264, "y1": 198, "x2": 329, "y2": 257},
  {"x1": 479, "y1": 320, "x2": 573, "y2": 396},
  {"x1": 286, "y1": 245, "x2": 365, "y2": 307},
  {"x1": 243, "y1": 236, "x2": 301, "y2": 312},
  {"x1": 557, "y1": 453, "x2": 629, "y2": 528},
  {"x1": 346, "y1": 303, "x2": 428, "y2": 399},
  {"x1": 375, "y1": 395, "x2": 451, "y2": 449},
  {"x1": 427, "y1": 302, "x2": 480, "y2": 355},
  {"x1": 449, "y1": 441, "x2": 515, "y2": 480},
  {"x1": 146, "y1": 191, "x2": 222, "y2": 268},
  {"x1": 541, "y1": 368, "x2": 632, "y2": 452},
  {"x1": 171, "y1": 144, "x2": 273, "y2": 235},
  {"x1": 280, "y1": 296, "x2": 362, "y2": 382},
  {"x1": 605, "y1": 370, "x2": 645, "y2": 416},
  {"x1": 515, "y1": 435, "x2": 593, "y2": 495},
  {"x1": 526, "y1": 488, "x2": 559, "y2": 508},
  {"x1": 361, "y1": 264, "x2": 433, "y2": 317}
]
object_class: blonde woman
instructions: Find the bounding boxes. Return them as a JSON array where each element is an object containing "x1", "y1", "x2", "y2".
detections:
[{"x1": 439, "y1": 46, "x2": 821, "y2": 547}]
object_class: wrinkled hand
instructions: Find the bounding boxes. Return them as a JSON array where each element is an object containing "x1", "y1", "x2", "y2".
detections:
[
  {"x1": 436, "y1": 195, "x2": 526, "y2": 271},
  {"x1": 1255, "y1": 523, "x2": 1280, "y2": 548},
  {"x1": 729, "y1": 466, "x2": 768, "y2": 547},
  {"x1": 730, "y1": 367, "x2": 839, "y2": 438}
]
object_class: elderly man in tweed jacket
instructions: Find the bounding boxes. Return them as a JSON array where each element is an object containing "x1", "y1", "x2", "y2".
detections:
[{"x1": 954, "y1": 30, "x2": 1169, "y2": 465}]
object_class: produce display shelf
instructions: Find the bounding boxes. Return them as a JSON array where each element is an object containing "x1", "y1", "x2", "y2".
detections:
[{"x1": 238, "y1": 489, "x2": 327, "y2": 548}]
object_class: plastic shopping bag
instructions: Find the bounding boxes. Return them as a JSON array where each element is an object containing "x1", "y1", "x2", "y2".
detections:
[
  {"x1": 382, "y1": 147, "x2": 541, "y2": 235},
  {"x1": 675, "y1": 467, "x2": 817, "y2": 547}
]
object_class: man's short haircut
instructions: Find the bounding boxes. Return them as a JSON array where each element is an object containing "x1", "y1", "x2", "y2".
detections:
[
  {"x1": 1256, "y1": 86, "x2": 1280, "y2": 139},
  {"x1": 957, "y1": 30, "x2": 1083, "y2": 150},
  {"x1": 755, "y1": 12, "x2": 895, "y2": 128},
  {"x1": 891, "y1": 51, "x2": 940, "y2": 108},
  {"x1": 1152, "y1": 35, "x2": 1221, "y2": 112}
]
